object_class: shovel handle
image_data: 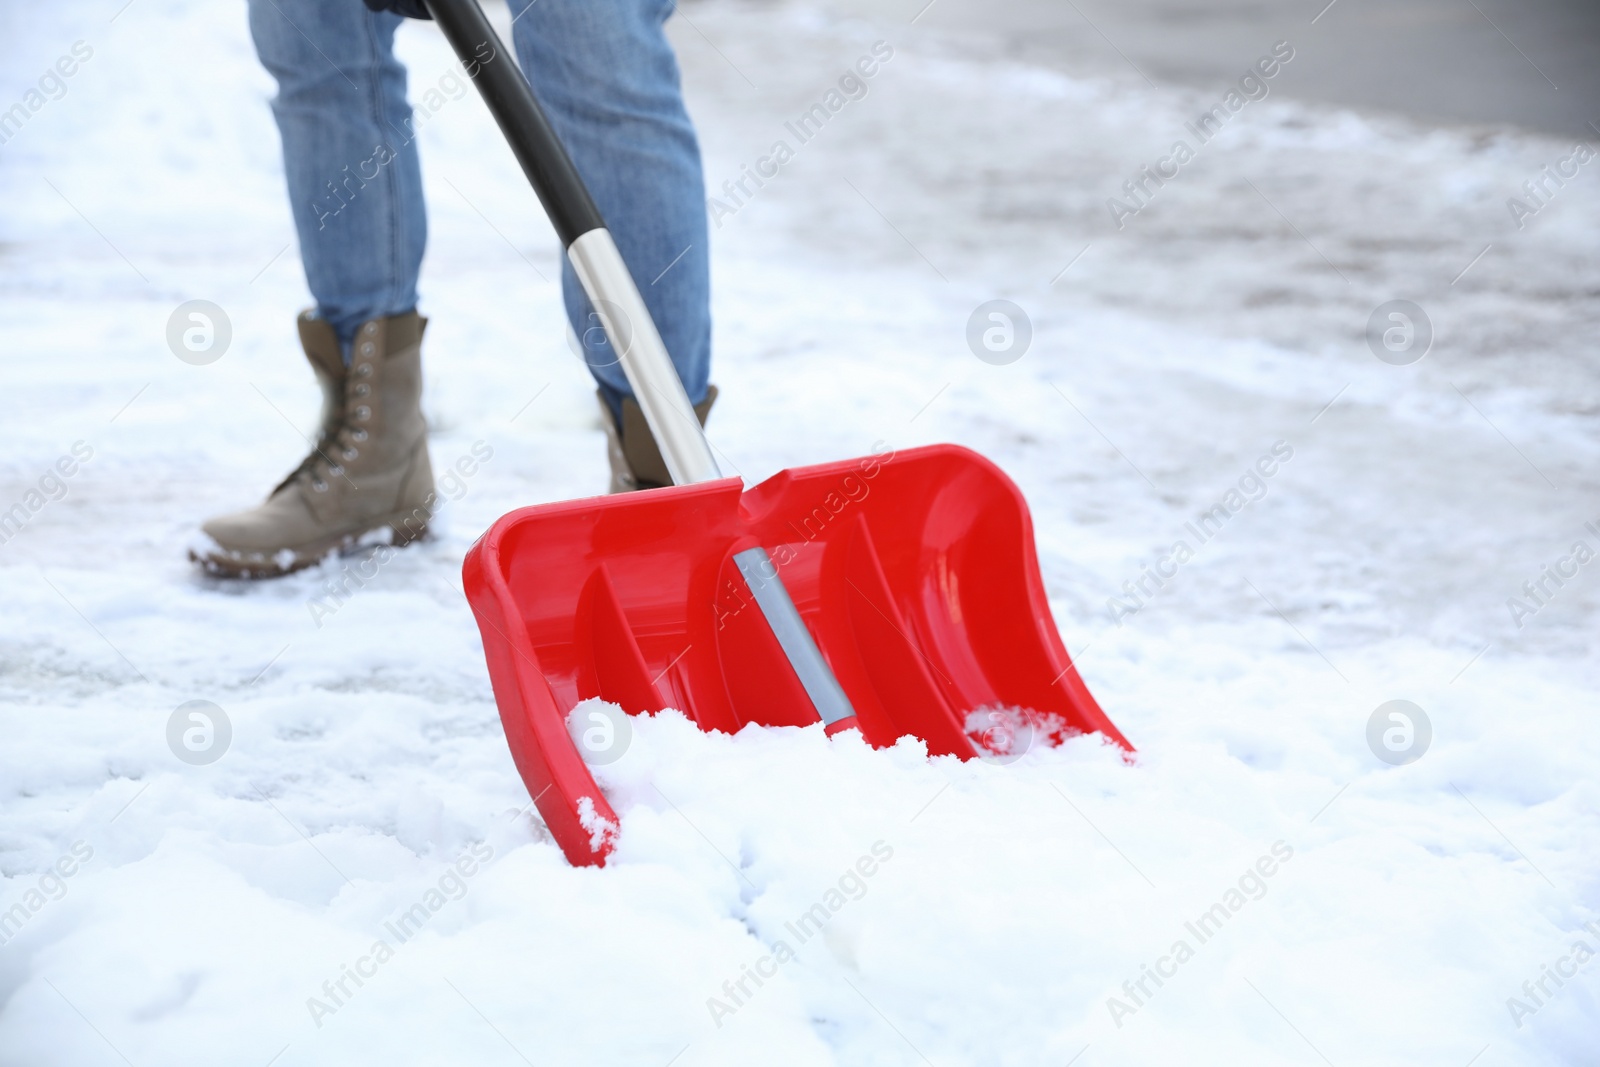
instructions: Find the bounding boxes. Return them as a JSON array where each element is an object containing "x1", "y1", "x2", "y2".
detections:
[
  {"x1": 428, "y1": 0, "x2": 858, "y2": 729},
  {"x1": 424, "y1": 0, "x2": 720, "y2": 486}
]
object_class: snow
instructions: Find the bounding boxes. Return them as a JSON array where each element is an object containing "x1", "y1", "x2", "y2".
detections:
[{"x1": 2, "y1": 0, "x2": 1598, "y2": 1064}]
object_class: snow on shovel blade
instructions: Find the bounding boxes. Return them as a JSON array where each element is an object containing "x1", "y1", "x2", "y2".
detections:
[{"x1": 462, "y1": 443, "x2": 1131, "y2": 866}]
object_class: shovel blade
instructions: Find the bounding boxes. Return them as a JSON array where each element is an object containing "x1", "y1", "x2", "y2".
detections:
[{"x1": 463, "y1": 443, "x2": 1129, "y2": 865}]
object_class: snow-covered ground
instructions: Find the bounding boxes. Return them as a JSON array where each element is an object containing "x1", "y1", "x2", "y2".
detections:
[{"x1": 2, "y1": 1, "x2": 1598, "y2": 1064}]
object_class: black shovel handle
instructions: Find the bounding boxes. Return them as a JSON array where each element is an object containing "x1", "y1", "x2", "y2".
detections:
[{"x1": 422, "y1": 0, "x2": 604, "y2": 247}]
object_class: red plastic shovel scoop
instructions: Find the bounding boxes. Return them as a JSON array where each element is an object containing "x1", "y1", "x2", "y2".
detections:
[{"x1": 429, "y1": 0, "x2": 1130, "y2": 866}]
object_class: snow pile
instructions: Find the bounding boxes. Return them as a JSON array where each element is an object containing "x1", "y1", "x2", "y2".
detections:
[{"x1": 2, "y1": 1, "x2": 1598, "y2": 1065}]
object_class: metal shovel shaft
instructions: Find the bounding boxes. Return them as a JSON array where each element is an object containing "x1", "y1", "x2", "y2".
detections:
[
  {"x1": 564, "y1": 230, "x2": 721, "y2": 485},
  {"x1": 423, "y1": 0, "x2": 717, "y2": 486}
]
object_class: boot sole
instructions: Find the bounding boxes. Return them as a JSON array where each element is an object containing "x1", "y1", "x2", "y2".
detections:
[{"x1": 190, "y1": 513, "x2": 429, "y2": 580}]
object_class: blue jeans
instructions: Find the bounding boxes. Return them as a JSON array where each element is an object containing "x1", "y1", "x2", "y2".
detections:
[{"x1": 246, "y1": 0, "x2": 711, "y2": 411}]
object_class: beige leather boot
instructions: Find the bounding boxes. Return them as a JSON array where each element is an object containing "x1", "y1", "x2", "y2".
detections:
[
  {"x1": 599, "y1": 386, "x2": 717, "y2": 493},
  {"x1": 191, "y1": 310, "x2": 435, "y2": 578}
]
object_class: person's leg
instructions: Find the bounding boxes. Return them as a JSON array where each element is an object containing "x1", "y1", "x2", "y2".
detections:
[
  {"x1": 195, "y1": 2, "x2": 434, "y2": 578},
  {"x1": 507, "y1": 0, "x2": 712, "y2": 418},
  {"x1": 247, "y1": 0, "x2": 426, "y2": 351}
]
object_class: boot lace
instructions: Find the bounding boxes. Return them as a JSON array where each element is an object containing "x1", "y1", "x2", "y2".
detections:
[{"x1": 272, "y1": 380, "x2": 369, "y2": 496}]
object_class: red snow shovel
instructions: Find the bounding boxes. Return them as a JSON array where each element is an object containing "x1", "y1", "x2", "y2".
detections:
[{"x1": 431, "y1": 0, "x2": 1130, "y2": 866}]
